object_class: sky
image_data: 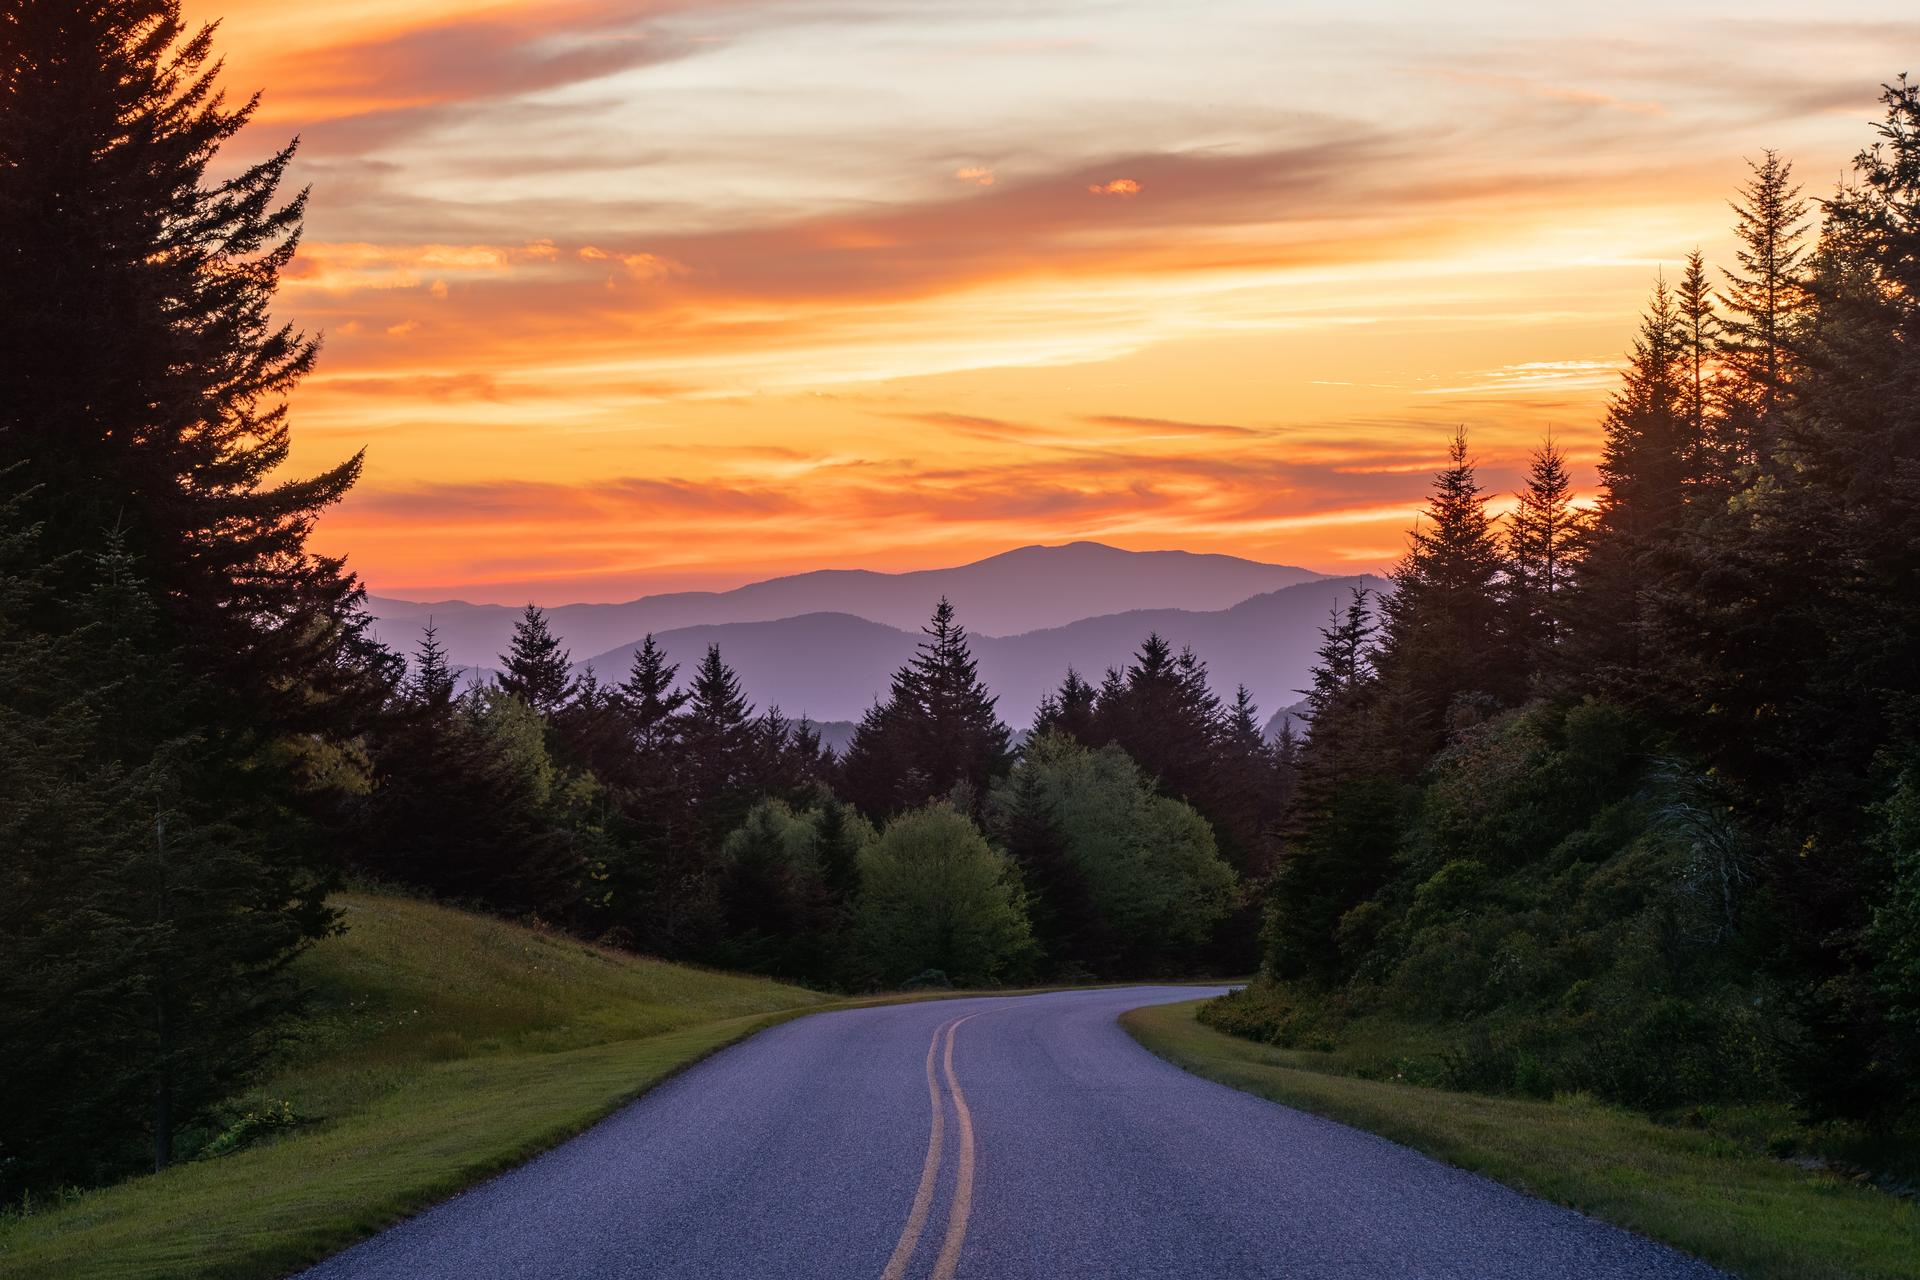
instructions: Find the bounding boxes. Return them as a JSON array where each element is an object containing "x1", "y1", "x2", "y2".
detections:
[{"x1": 187, "y1": 0, "x2": 1915, "y2": 602}]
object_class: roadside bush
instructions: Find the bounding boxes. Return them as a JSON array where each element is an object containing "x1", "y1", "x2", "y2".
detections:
[{"x1": 855, "y1": 805, "x2": 1033, "y2": 987}]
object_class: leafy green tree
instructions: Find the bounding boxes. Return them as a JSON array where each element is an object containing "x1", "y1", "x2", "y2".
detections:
[
  {"x1": 712, "y1": 800, "x2": 847, "y2": 980},
  {"x1": 856, "y1": 805, "x2": 1032, "y2": 986},
  {"x1": 498, "y1": 605, "x2": 576, "y2": 716},
  {"x1": 997, "y1": 735, "x2": 1235, "y2": 974}
]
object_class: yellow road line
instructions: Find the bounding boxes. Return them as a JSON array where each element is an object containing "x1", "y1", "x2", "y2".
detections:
[
  {"x1": 931, "y1": 1014, "x2": 982, "y2": 1280},
  {"x1": 880, "y1": 1017, "x2": 954, "y2": 1280}
]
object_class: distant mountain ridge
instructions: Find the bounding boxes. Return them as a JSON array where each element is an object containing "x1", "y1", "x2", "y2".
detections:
[
  {"x1": 578, "y1": 576, "x2": 1388, "y2": 730},
  {"x1": 367, "y1": 541, "x2": 1328, "y2": 672}
]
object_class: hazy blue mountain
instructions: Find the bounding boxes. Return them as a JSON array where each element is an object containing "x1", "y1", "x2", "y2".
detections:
[
  {"x1": 366, "y1": 541, "x2": 1326, "y2": 673},
  {"x1": 1262, "y1": 699, "x2": 1313, "y2": 743},
  {"x1": 581, "y1": 576, "x2": 1387, "y2": 730}
]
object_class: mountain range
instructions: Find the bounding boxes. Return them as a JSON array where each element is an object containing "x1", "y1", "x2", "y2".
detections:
[
  {"x1": 573, "y1": 576, "x2": 1380, "y2": 732},
  {"x1": 364, "y1": 543, "x2": 1383, "y2": 732},
  {"x1": 366, "y1": 542, "x2": 1325, "y2": 674}
]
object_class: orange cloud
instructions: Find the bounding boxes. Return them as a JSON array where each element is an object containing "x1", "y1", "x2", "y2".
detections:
[{"x1": 1088, "y1": 178, "x2": 1142, "y2": 196}]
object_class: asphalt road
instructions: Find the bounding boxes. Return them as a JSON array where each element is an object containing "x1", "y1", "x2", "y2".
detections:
[{"x1": 301, "y1": 986, "x2": 1725, "y2": 1280}]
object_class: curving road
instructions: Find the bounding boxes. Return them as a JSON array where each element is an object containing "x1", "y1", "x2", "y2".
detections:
[{"x1": 301, "y1": 986, "x2": 1724, "y2": 1279}]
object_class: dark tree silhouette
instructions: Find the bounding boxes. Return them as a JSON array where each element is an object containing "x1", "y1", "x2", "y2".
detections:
[
  {"x1": 840, "y1": 598, "x2": 1012, "y2": 818},
  {"x1": 498, "y1": 605, "x2": 576, "y2": 716}
]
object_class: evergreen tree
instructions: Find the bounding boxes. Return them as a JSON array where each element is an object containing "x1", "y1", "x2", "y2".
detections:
[
  {"x1": 551, "y1": 667, "x2": 631, "y2": 781},
  {"x1": 1213, "y1": 686, "x2": 1280, "y2": 875},
  {"x1": 1372, "y1": 429, "x2": 1514, "y2": 756},
  {"x1": 0, "y1": 6, "x2": 390, "y2": 1190},
  {"x1": 839, "y1": 599, "x2": 1012, "y2": 818},
  {"x1": 990, "y1": 749, "x2": 1098, "y2": 975},
  {"x1": 678, "y1": 645, "x2": 756, "y2": 845},
  {"x1": 0, "y1": 1, "x2": 386, "y2": 741},
  {"x1": 618, "y1": 635, "x2": 690, "y2": 753},
  {"x1": 1566, "y1": 277, "x2": 1694, "y2": 684},
  {"x1": 1092, "y1": 633, "x2": 1222, "y2": 802},
  {"x1": 1505, "y1": 434, "x2": 1583, "y2": 662},
  {"x1": 498, "y1": 605, "x2": 575, "y2": 716},
  {"x1": 1, "y1": 529, "x2": 333, "y2": 1187},
  {"x1": 1031, "y1": 668, "x2": 1098, "y2": 743},
  {"x1": 1718, "y1": 150, "x2": 1811, "y2": 470},
  {"x1": 1676, "y1": 248, "x2": 1724, "y2": 486},
  {"x1": 410, "y1": 622, "x2": 458, "y2": 710}
]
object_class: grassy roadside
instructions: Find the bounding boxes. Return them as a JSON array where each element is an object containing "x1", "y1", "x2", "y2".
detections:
[
  {"x1": 1122, "y1": 1000, "x2": 1919, "y2": 1280},
  {"x1": 0, "y1": 893, "x2": 831, "y2": 1280}
]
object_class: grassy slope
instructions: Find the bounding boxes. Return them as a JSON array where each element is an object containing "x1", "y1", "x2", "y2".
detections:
[
  {"x1": 1123, "y1": 1000, "x2": 1919, "y2": 1280},
  {"x1": 0, "y1": 893, "x2": 829, "y2": 1280}
]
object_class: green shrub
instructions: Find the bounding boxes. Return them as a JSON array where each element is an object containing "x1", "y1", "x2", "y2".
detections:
[
  {"x1": 855, "y1": 805, "x2": 1033, "y2": 986},
  {"x1": 199, "y1": 1101, "x2": 301, "y2": 1160}
]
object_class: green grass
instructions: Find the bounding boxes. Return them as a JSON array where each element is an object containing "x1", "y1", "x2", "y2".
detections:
[
  {"x1": 0, "y1": 892, "x2": 830, "y2": 1280},
  {"x1": 1123, "y1": 1000, "x2": 1920, "y2": 1280}
]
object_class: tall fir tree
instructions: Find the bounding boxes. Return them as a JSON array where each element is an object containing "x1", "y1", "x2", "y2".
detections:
[
  {"x1": 1676, "y1": 248, "x2": 1724, "y2": 487},
  {"x1": 618, "y1": 635, "x2": 690, "y2": 754},
  {"x1": 1372, "y1": 428, "x2": 1514, "y2": 757},
  {"x1": 1091, "y1": 633, "x2": 1222, "y2": 801},
  {"x1": 1718, "y1": 150, "x2": 1811, "y2": 470},
  {"x1": 1566, "y1": 276, "x2": 1694, "y2": 684},
  {"x1": 410, "y1": 622, "x2": 459, "y2": 710},
  {"x1": 839, "y1": 598, "x2": 1012, "y2": 818},
  {"x1": 1030, "y1": 667, "x2": 1098, "y2": 743},
  {"x1": 0, "y1": 3, "x2": 396, "y2": 1190},
  {"x1": 990, "y1": 752, "x2": 1098, "y2": 977},
  {"x1": 678, "y1": 644, "x2": 756, "y2": 845},
  {"x1": 498, "y1": 604, "x2": 575, "y2": 716},
  {"x1": 1505, "y1": 434, "x2": 1583, "y2": 664},
  {"x1": 0, "y1": 1, "x2": 387, "y2": 741}
]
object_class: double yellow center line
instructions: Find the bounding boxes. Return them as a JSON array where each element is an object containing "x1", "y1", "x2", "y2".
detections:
[{"x1": 880, "y1": 1013, "x2": 982, "y2": 1280}]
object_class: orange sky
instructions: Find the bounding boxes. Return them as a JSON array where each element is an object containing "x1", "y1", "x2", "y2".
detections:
[{"x1": 187, "y1": 0, "x2": 1912, "y2": 602}]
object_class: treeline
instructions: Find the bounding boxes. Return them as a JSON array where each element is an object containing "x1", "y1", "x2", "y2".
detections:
[
  {"x1": 0, "y1": 6, "x2": 1286, "y2": 1200},
  {"x1": 354, "y1": 597, "x2": 1266, "y2": 987},
  {"x1": 1214, "y1": 82, "x2": 1920, "y2": 1129}
]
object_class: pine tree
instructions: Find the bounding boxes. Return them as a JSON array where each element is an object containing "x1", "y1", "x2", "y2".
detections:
[
  {"x1": 1719, "y1": 150, "x2": 1811, "y2": 469},
  {"x1": 498, "y1": 605, "x2": 575, "y2": 716},
  {"x1": 410, "y1": 622, "x2": 458, "y2": 710},
  {"x1": 1031, "y1": 668, "x2": 1098, "y2": 743},
  {"x1": 839, "y1": 599, "x2": 1012, "y2": 818},
  {"x1": 1599, "y1": 276, "x2": 1692, "y2": 537},
  {"x1": 1092, "y1": 633, "x2": 1222, "y2": 801},
  {"x1": 0, "y1": 2, "x2": 384, "y2": 738},
  {"x1": 1506, "y1": 434, "x2": 1583, "y2": 662},
  {"x1": 992, "y1": 754, "x2": 1097, "y2": 976},
  {"x1": 1676, "y1": 248, "x2": 1723, "y2": 487},
  {"x1": 618, "y1": 635, "x2": 689, "y2": 754},
  {"x1": 678, "y1": 645, "x2": 756, "y2": 844},
  {"x1": 0, "y1": 7, "x2": 389, "y2": 1188},
  {"x1": 1372, "y1": 429, "x2": 1514, "y2": 755},
  {"x1": 1566, "y1": 277, "x2": 1694, "y2": 684},
  {"x1": 1213, "y1": 686, "x2": 1281, "y2": 875}
]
